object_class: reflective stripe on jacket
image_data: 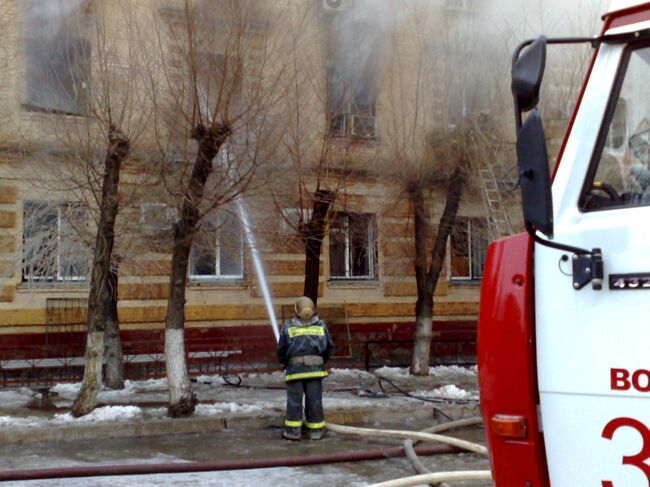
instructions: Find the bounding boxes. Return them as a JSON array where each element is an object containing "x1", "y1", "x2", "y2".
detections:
[{"x1": 276, "y1": 315, "x2": 333, "y2": 382}]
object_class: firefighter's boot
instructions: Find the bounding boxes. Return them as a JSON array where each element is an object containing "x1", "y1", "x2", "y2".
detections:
[
  {"x1": 308, "y1": 428, "x2": 324, "y2": 440},
  {"x1": 282, "y1": 427, "x2": 301, "y2": 441}
]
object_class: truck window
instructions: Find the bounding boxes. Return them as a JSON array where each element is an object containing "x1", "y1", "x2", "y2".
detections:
[{"x1": 582, "y1": 45, "x2": 650, "y2": 211}]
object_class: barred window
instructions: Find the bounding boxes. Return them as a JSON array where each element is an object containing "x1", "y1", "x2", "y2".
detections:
[
  {"x1": 23, "y1": 202, "x2": 89, "y2": 283},
  {"x1": 450, "y1": 217, "x2": 487, "y2": 281}
]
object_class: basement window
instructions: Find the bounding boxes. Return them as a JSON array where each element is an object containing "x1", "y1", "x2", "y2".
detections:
[
  {"x1": 449, "y1": 217, "x2": 487, "y2": 281},
  {"x1": 189, "y1": 211, "x2": 243, "y2": 280},
  {"x1": 329, "y1": 212, "x2": 377, "y2": 280},
  {"x1": 22, "y1": 202, "x2": 89, "y2": 283}
]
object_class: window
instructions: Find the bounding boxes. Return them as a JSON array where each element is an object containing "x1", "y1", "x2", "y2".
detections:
[
  {"x1": 583, "y1": 45, "x2": 650, "y2": 211},
  {"x1": 189, "y1": 211, "x2": 243, "y2": 279},
  {"x1": 23, "y1": 202, "x2": 89, "y2": 283},
  {"x1": 24, "y1": 2, "x2": 90, "y2": 115},
  {"x1": 326, "y1": 20, "x2": 377, "y2": 139},
  {"x1": 605, "y1": 98, "x2": 627, "y2": 151},
  {"x1": 329, "y1": 212, "x2": 377, "y2": 280},
  {"x1": 140, "y1": 204, "x2": 178, "y2": 233},
  {"x1": 279, "y1": 208, "x2": 312, "y2": 235},
  {"x1": 449, "y1": 217, "x2": 487, "y2": 281}
]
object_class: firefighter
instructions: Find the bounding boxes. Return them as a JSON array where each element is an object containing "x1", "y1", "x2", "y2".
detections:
[{"x1": 276, "y1": 296, "x2": 333, "y2": 440}]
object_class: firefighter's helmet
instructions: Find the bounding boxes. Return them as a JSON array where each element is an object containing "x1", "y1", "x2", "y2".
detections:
[{"x1": 294, "y1": 296, "x2": 315, "y2": 320}]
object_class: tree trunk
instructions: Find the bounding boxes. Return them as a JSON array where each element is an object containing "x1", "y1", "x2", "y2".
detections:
[
  {"x1": 165, "y1": 123, "x2": 230, "y2": 417},
  {"x1": 409, "y1": 183, "x2": 434, "y2": 376},
  {"x1": 410, "y1": 162, "x2": 467, "y2": 376},
  {"x1": 302, "y1": 190, "x2": 334, "y2": 305},
  {"x1": 103, "y1": 261, "x2": 124, "y2": 389},
  {"x1": 72, "y1": 129, "x2": 129, "y2": 417}
]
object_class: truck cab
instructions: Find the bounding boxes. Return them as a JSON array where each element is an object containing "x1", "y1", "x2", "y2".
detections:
[{"x1": 478, "y1": 1, "x2": 650, "y2": 485}]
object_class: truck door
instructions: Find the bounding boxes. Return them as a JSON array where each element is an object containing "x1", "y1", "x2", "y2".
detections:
[{"x1": 536, "y1": 41, "x2": 650, "y2": 486}]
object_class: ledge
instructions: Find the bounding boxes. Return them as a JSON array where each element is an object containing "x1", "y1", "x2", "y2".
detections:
[{"x1": 327, "y1": 279, "x2": 381, "y2": 290}]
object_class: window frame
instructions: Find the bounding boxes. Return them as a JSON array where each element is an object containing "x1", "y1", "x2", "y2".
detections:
[
  {"x1": 22, "y1": 201, "x2": 89, "y2": 283},
  {"x1": 448, "y1": 216, "x2": 487, "y2": 282},
  {"x1": 188, "y1": 213, "x2": 244, "y2": 281},
  {"x1": 23, "y1": 36, "x2": 91, "y2": 117},
  {"x1": 579, "y1": 41, "x2": 650, "y2": 213},
  {"x1": 329, "y1": 212, "x2": 377, "y2": 281}
]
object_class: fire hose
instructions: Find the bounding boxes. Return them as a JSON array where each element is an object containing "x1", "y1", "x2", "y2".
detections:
[
  {"x1": 0, "y1": 444, "x2": 459, "y2": 482},
  {"x1": 325, "y1": 423, "x2": 488, "y2": 456},
  {"x1": 326, "y1": 417, "x2": 493, "y2": 486},
  {"x1": 402, "y1": 417, "x2": 485, "y2": 487}
]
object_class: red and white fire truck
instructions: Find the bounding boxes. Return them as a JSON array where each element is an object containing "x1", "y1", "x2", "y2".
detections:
[{"x1": 478, "y1": 1, "x2": 650, "y2": 485}]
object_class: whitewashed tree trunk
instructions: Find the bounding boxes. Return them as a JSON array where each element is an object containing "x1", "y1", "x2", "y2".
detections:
[
  {"x1": 411, "y1": 316, "x2": 433, "y2": 375},
  {"x1": 165, "y1": 328, "x2": 195, "y2": 415},
  {"x1": 409, "y1": 163, "x2": 466, "y2": 376},
  {"x1": 72, "y1": 130, "x2": 129, "y2": 417},
  {"x1": 72, "y1": 332, "x2": 104, "y2": 416},
  {"x1": 164, "y1": 124, "x2": 229, "y2": 417}
]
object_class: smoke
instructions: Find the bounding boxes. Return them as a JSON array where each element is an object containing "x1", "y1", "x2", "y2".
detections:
[
  {"x1": 23, "y1": 0, "x2": 90, "y2": 114},
  {"x1": 327, "y1": 0, "x2": 609, "y2": 103},
  {"x1": 327, "y1": 0, "x2": 395, "y2": 111}
]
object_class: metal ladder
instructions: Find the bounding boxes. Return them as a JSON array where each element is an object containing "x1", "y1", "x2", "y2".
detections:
[
  {"x1": 478, "y1": 163, "x2": 513, "y2": 241},
  {"x1": 467, "y1": 121, "x2": 515, "y2": 241}
]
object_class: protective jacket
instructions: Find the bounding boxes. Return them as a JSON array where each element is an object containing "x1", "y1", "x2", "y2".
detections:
[{"x1": 276, "y1": 314, "x2": 333, "y2": 382}]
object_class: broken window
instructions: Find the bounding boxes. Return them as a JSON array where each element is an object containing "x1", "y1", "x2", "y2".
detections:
[
  {"x1": 449, "y1": 217, "x2": 487, "y2": 281},
  {"x1": 326, "y1": 20, "x2": 377, "y2": 139},
  {"x1": 189, "y1": 211, "x2": 243, "y2": 279},
  {"x1": 23, "y1": 1, "x2": 91, "y2": 115},
  {"x1": 329, "y1": 212, "x2": 376, "y2": 280},
  {"x1": 23, "y1": 202, "x2": 89, "y2": 283}
]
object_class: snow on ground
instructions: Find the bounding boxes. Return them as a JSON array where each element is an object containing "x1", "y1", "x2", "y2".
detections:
[
  {"x1": 374, "y1": 365, "x2": 477, "y2": 379},
  {"x1": 0, "y1": 366, "x2": 479, "y2": 428},
  {"x1": 328, "y1": 368, "x2": 374, "y2": 379},
  {"x1": 0, "y1": 400, "x2": 278, "y2": 429},
  {"x1": 414, "y1": 384, "x2": 477, "y2": 400},
  {"x1": 53, "y1": 406, "x2": 144, "y2": 423},
  {"x1": 0, "y1": 388, "x2": 35, "y2": 409},
  {"x1": 194, "y1": 402, "x2": 266, "y2": 416},
  {"x1": 51, "y1": 379, "x2": 169, "y2": 402}
]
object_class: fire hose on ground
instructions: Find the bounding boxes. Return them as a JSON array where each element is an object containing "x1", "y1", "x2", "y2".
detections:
[
  {"x1": 0, "y1": 444, "x2": 460, "y2": 482},
  {"x1": 325, "y1": 417, "x2": 492, "y2": 486}
]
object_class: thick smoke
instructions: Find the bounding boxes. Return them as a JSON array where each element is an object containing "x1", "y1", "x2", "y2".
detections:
[{"x1": 24, "y1": 0, "x2": 89, "y2": 115}]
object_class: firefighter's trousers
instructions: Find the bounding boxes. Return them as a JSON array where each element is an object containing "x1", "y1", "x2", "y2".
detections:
[{"x1": 284, "y1": 378, "x2": 324, "y2": 435}]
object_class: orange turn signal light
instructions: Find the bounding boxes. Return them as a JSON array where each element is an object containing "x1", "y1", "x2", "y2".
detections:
[{"x1": 491, "y1": 414, "x2": 528, "y2": 439}]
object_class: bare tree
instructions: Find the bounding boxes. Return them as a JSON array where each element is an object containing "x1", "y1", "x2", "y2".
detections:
[
  {"x1": 266, "y1": 2, "x2": 379, "y2": 305},
  {"x1": 14, "y1": 0, "x2": 154, "y2": 415},
  {"x1": 376, "y1": 2, "x2": 509, "y2": 375},
  {"x1": 150, "y1": 0, "x2": 289, "y2": 416}
]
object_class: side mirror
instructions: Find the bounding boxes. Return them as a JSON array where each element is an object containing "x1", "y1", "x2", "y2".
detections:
[
  {"x1": 517, "y1": 108, "x2": 553, "y2": 237},
  {"x1": 512, "y1": 36, "x2": 547, "y2": 113}
]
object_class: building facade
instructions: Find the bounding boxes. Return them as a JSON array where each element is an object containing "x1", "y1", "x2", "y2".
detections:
[{"x1": 0, "y1": 0, "x2": 510, "y2": 375}]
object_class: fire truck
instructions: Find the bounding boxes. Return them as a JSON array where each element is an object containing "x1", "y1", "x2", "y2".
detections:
[{"x1": 478, "y1": 1, "x2": 650, "y2": 485}]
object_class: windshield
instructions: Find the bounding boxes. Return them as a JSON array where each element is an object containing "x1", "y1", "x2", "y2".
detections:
[{"x1": 583, "y1": 45, "x2": 650, "y2": 211}]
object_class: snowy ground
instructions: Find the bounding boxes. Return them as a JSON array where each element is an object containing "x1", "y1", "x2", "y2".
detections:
[
  {"x1": 0, "y1": 366, "x2": 479, "y2": 427},
  {"x1": 0, "y1": 366, "x2": 489, "y2": 486}
]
